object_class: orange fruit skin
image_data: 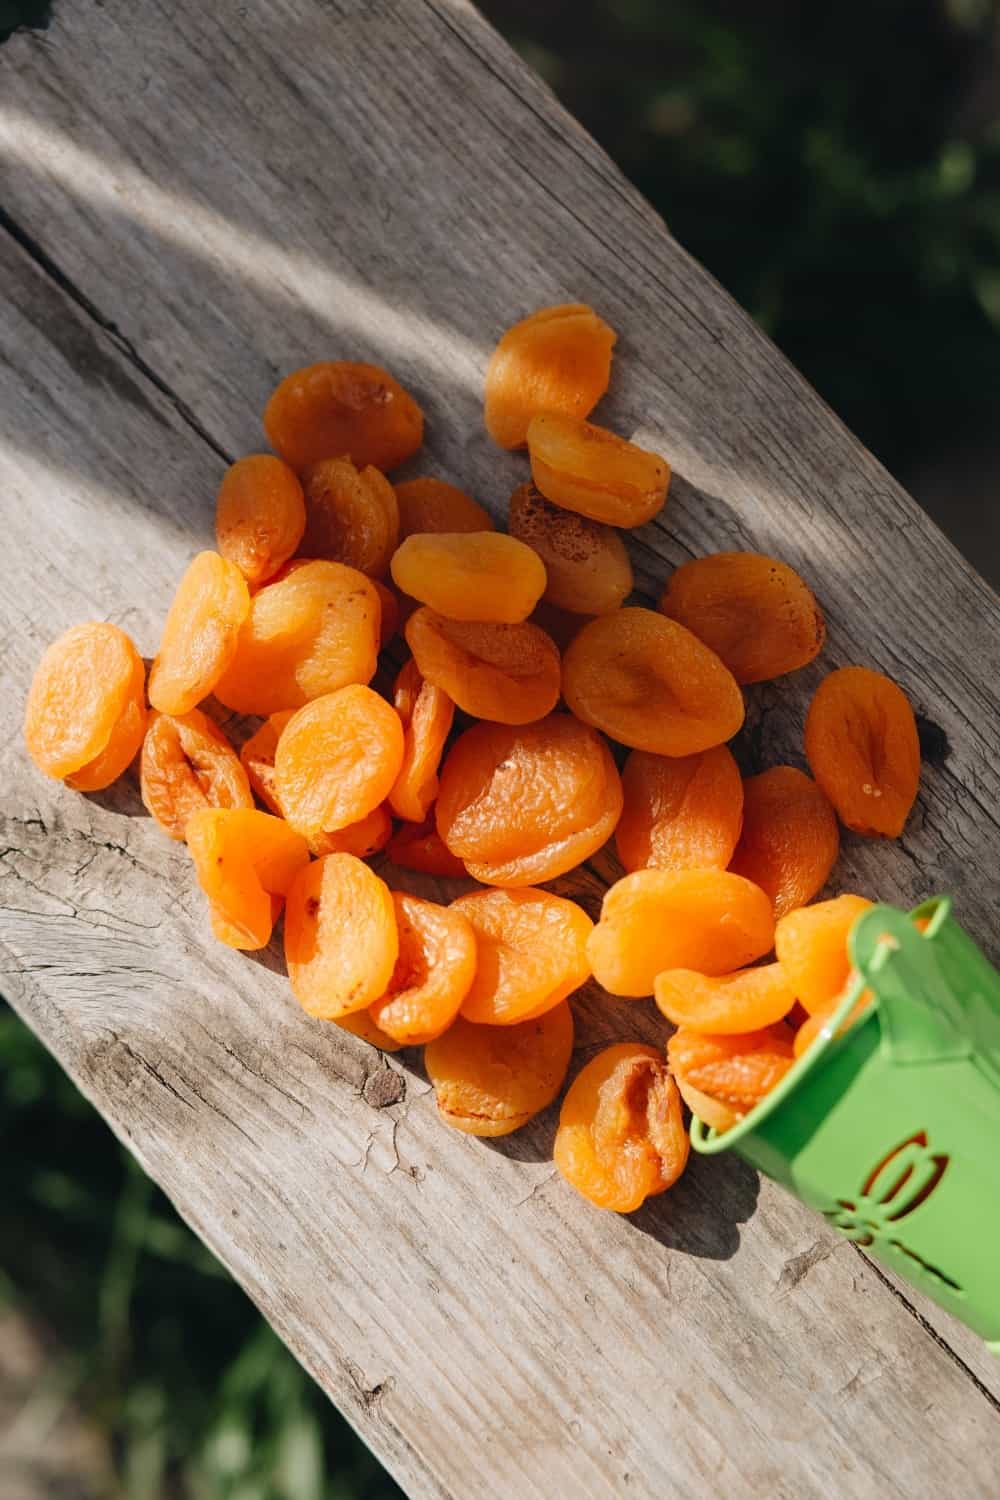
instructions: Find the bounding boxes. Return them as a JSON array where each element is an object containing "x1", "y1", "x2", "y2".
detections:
[
  {"x1": 508, "y1": 482, "x2": 632, "y2": 616},
  {"x1": 264, "y1": 360, "x2": 423, "y2": 473},
  {"x1": 667, "y1": 1024, "x2": 795, "y2": 1117},
  {"x1": 527, "y1": 412, "x2": 669, "y2": 527},
  {"x1": 25, "y1": 622, "x2": 145, "y2": 781},
  {"x1": 386, "y1": 818, "x2": 468, "y2": 878},
  {"x1": 484, "y1": 303, "x2": 616, "y2": 450},
  {"x1": 804, "y1": 665, "x2": 920, "y2": 837},
  {"x1": 274, "y1": 685, "x2": 404, "y2": 836},
  {"x1": 405, "y1": 608, "x2": 561, "y2": 726},
  {"x1": 654, "y1": 963, "x2": 795, "y2": 1034},
  {"x1": 64, "y1": 648, "x2": 148, "y2": 793},
  {"x1": 728, "y1": 766, "x2": 840, "y2": 919},
  {"x1": 616, "y1": 745, "x2": 744, "y2": 873},
  {"x1": 394, "y1": 478, "x2": 495, "y2": 538},
  {"x1": 390, "y1": 532, "x2": 547, "y2": 625},
  {"x1": 426, "y1": 1003, "x2": 575, "y2": 1136},
  {"x1": 148, "y1": 552, "x2": 250, "y2": 715},
  {"x1": 368, "y1": 892, "x2": 477, "y2": 1046},
  {"x1": 389, "y1": 660, "x2": 454, "y2": 824},
  {"x1": 284, "y1": 853, "x2": 399, "y2": 1019},
  {"x1": 187, "y1": 807, "x2": 310, "y2": 951},
  {"x1": 141, "y1": 708, "x2": 253, "y2": 839},
  {"x1": 215, "y1": 455, "x2": 306, "y2": 587},
  {"x1": 774, "y1": 894, "x2": 873, "y2": 1015},
  {"x1": 300, "y1": 457, "x2": 400, "y2": 578},
  {"x1": 452, "y1": 887, "x2": 593, "y2": 1025}
]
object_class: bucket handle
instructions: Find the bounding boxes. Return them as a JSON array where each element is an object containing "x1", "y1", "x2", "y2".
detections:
[{"x1": 850, "y1": 905, "x2": 972, "y2": 1067}]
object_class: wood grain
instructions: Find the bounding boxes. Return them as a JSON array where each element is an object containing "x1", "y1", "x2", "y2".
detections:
[{"x1": 1, "y1": 1, "x2": 999, "y2": 1494}]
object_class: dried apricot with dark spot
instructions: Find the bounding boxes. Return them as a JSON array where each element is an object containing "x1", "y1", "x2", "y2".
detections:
[
  {"x1": 508, "y1": 482, "x2": 632, "y2": 615},
  {"x1": 804, "y1": 666, "x2": 920, "y2": 837},
  {"x1": 616, "y1": 745, "x2": 743, "y2": 873},
  {"x1": 484, "y1": 303, "x2": 616, "y2": 450},
  {"x1": 264, "y1": 361, "x2": 423, "y2": 473},
  {"x1": 284, "y1": 852, "x2": 398, "y2": 1018},
  {"x1": 215, "y1": 455, "x2": 306, "y2": 587},
  {"x1": 426, "y1": 1002, "x2": 574, "y2": 1136},
  {"x1": 729, "y1": 766, "x2": 839, "y2": 918},
  {"x1": 405, "y1": 608, "x2": 561, "y2": 725}
]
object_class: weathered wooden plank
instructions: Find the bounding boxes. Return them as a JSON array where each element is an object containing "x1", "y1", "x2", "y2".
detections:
[{"x1": 1, "y1": 1, "x2": 999, "y2": 1494}]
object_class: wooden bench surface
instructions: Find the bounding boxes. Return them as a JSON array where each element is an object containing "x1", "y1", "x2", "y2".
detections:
[{"x1": 2, "y1": 2, "x2": 999, "y2": 1493}]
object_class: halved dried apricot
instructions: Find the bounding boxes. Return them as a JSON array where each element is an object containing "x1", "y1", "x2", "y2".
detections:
[
  {"x1": 389, "y1": 660, "x2": 454, "y2": 823},
  {"x1": 527, "y1": 412, "x2": 669, "y2": 527},
  {"x1": 729, "y1": 766, "x2": 839, "y2": 918},
  {"x1": 285, "y1": 853, "x2": 398, "y2": 1018},
  {"x1": 25, "y1": 622, "x2": 146, "y2": 781},
  {"x1": 385, "y1": 817, "x2": 467, "y2": 878},
  {"x1": 804, "y1": 666, "x2": 920, "y2": 837},
  {"x1": 274, "y1": 685, "x2": 404, "y2": 835},
  {"x1": 264, "y1": 361, "x2": 423, "y2": 473},
  {"x1": 300, "y1": 457, "x2": 400, "y2": 578},
  {"x1": 554, "y1": 1044, "x2": 689, "y2": 1212},
  {"x1": 667, "y1": 1024, "x2": 795, "y2": 1118},
  {"x1": 187, "y1": 807, "x2": 310, "y2": 950},
  {"x1": 394, "y1": 477, "x2": 495, "y2": 538},
  {"x1": 141, "y1": 708, "x2": 252, "y2": 839},
  {"x1": 453, "y1": 887, "x2": 592, "y2": 1024},
  {"x1": 654, "y1": 963, "x2": 794, "y2": 1034},
  {"x1": 508, "y1": 482, "x2": 632, "y2": 615},
  {"x1": 484, "y1": 303, "x2": 616, "y2": 450},
  {"x1": 368, "y1": 892, "x2": 477, "y2": 1045},
  {"x1": 658, "y1": 552, "x2": 825, "y2": 684},
  {"x1": 562, "y1": 608, "x2": 744, "y2": 755},
  {"x1": 588, "y1": 868, "x2": 774, "y2": 997},
  {"x1": 390, "y1": 533, "x2": 547, "y2": 624},
  {"x1": 215, "y1": 455, "x2": 306, "y2": 587},
  {"x1": 148, "y1": 552, "x2": 250, "y2": 715},
  {"x1": 436, "y1": 715, "x2": 623, "y2": 886},
  {"x1": 405, "y1": 608, "x2": 561, "y2": 724},
  {"x1": 774, "y1": 893, "x2": 873, "y2": 1015},
  {"x1": 616, "y1": 745, "x2": 743, "y2": 873},
  {"x1": 425, "y1": 1002, "x2": 574, "y2": 1136}
]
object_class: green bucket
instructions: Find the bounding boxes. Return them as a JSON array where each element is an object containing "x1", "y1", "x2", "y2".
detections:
[{"x1": 690, "y1": 897, "x2": 1000, "y2": 1350}]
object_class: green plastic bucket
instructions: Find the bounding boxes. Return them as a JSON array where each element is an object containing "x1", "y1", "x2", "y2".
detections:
[{"x1": 690, "y1": 897, "x2": 1000, "y2": 1350}]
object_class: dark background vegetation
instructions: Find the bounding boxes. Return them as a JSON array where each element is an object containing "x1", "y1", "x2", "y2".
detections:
[{"x1": 3, "y1": 1, "x2": 999, "y2": 1496}]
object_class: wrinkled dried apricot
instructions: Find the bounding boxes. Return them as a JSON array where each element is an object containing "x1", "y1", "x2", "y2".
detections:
[
  {"x1": 389, "y1": 660, "x2": 454, "y2": 823},
  {"x1": 368, "y1": 892, "x2": 477, "y2": 1045},
  {"x1": 187, "y1": 807, "x2": 310, "y2": 950},
  {"x1": 64, "y1": 655, "x2": 147, "y2": 793},
  {"x1": 654, "y1": 963, "x2": 794, "y2": 1034},
  {"x1": 385, "y1": 817, "x2": 467, "y2": 878},
  {"x1": 285, "y1": 853, "x2": 398, "y2": 1018},
  {"x1": 274, "y1": 684, "x2": 404, "y2": 835},
  {"x1": 436, "y1": 715, "x2": 622, "y2": 886},
  {"x1": 507, "y1": 482, "x2": 632, "y2": 616},
  {"x1": 554, "y1": 1044, "x2": 689, "y2": 1212},
  {"x1": 426, "y1": 1002, "x2": 574, "y2": 1136},
  {"x1": 484, "y1": 304, "x2": 616, "y2": 450},
  {"x1": 527, "y1": 412, "x2": 669, "y2": 527},
  {"x1": 729, "y1": 766, "x2": 839, "y2": 918},
  {"x1": 141, "y1": 708, "x2": 253, "y2": 839},
  {"x1": 804, "y1": 666, "x2": 920, "y2": 837},
  {"x1": 667, "y1": 1024, "x2": 795, "y2": 1118},
  {"x1": 25, "y1": 623, "x2": 146, "y2": 781},
  {"x1": 390, "y1": 533, "x2": 547, "y2": 624},
  {"x1": 658, "y1": 552, "x2": 825, "y2": 684},
  {"x1": 264, "y1": 361, "x2": 423, "y2": 473},
  {"x1": 300, "y1": 457, "x2": 400, "y2": 578},
  {"x1": 588, "y1": 868, "x2": 774, "y2": 997},
  {"x1": 405, "y1": 608, "x2": 561, "y2": 725},
  {"x1": 148, "y1": 552, "x2": 250, "y2": 715},
  {"x1": 616, "y1": 745, "x2": 744, "y2": 873},
  {"x1": 394, "y1": 478, "x2": 494, "y2": 538},
  {"x1": 213, "y1": 560, "x2": 380, "y2": 715},
  {"x1": 671, "y1": 1072, "x2": 739, "y2": 1135},
  {"x1": 310, "y1": 805, "x2": 393, "y2": 858},
  {"x1": 774, "y1": 893, "x2": 873, "y2": 1015},
  {"x1": 562, "y1": 608, "x2": 744, "y2": 755},
  {"x1": 452, "y1": 887, "x2": 592, "y2": 1024},
  {"x1": 215, "y1": 455, "x2": 306, "y2": 587},
  {"x1": 238, "y1": 711, "x2": 293, "y2": 814}
]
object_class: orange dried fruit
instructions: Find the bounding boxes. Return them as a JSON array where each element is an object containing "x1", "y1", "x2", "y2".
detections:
[
  {"x1": 389, "y1": 660, "x2": 454, "y2": 823},
  {"x1": 616, "y1": 745, "x2": 744, "y2": 873},
  {"x1": 654, "y1": 963, "x2": 794, "y2": 1034},
  {"x1": 148, "y1": 552, "x2": 250, "y2": 715},
  {"x1": 436, "y1": 714, "x2": 623, "y2": 886},
  {"x1": 588, "y1": 868, "x2": 774, "y2": 997},
  {"x1": 385, "y1": 817, "x2": 467, "y2": 878},
  {"x1": 215, "y1": 455, "x2": 306, "y2": 587},
  {"x1": 774, "y1": 893, "x2": 873, "y2": 1015},
  {"x1": 310, "y1": 805, "x2": 393, "y2": 859},
  {"x1": 405, "y1": 608, "x2": 561, "y2": 725},
  {"x1": 238, "y1": 710, "x2": 294, "y2": 814},
  {"x1": 554, "y1": 1044, "x2": 689, "y2": 1212},
  {"x1": 390, "y1": 532, "x2": 547, "y2": 624},
  {"x1": 658, "y1": 552, "x2": 825, "y2": 684},
  {"x1": 25, "y1": 622, "x2": 146, "y2": 781},
  {"x1": 527, "y1": 412, "x2": 669, "y2": 527},
  {"x1": 508, "y1": 482, "x2": 632, "y2": 615},
  {"x1": 804, "y1": 666, "x2": 920, "y2": 837},
  {"x1": 141, "y1": 708, "x2": 253, "y2": 839},
  {"x1": 452, "y1": 887, "x2": 592, "y2": 1025},
  {"x1": 187, "y1": 807, "x2": 310, "y2": 950},
  {"x1": 394, "y1": 477, "x2": 494, "y2": 538},
  {"x1": 425, "y1": 1002, "x2": 574, "y2": 1137},
  {"x1": 274, "y1": 684, "x2": 404, "y2": 835},
  {"x1": 264, "y1": 361, "x2": 423, "y2": 473},
  {"x1": 729, "y1": 766, "x2": 839, "y2": 919},
  {"x1": 300, "y1": 456, "x2": 400, "y2": 578},
  {"x1": 671, "y1": 1073, "x2": 739, "y2": 1135},
  {"x1": 562, "y1": 607, "x2": 744, "y2": 755},
  {"x1": 284, "y1": 853, "x2": 398, "y2": 1018},
  {"x1": 64, "y1": 658, "x2": 147, "y2": 793},
  {"x1": 793, "y1": 989, "x2": 874, "y2": 1058},
  {"x1": 213, "y1": 560, "x2": 380, "y2": 715},
  {"x1": 667, "y1": 1024, "x2": 795, "y2": 1117},
  {"x1": 484, "y1": 303, "x2": 616, "y2": 450},
  {"x1": 368, "y1": 892, "x2": 477, "y2": 1045}
]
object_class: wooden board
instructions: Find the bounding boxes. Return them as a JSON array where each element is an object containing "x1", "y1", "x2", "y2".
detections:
[{"x1": 2, "y1": 2, "x2": 999, "y2": 1493}]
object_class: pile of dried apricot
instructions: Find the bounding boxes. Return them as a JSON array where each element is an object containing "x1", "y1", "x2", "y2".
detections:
[{"x1": 24, "y1": 303, "x2": 925, "y2": 1217}]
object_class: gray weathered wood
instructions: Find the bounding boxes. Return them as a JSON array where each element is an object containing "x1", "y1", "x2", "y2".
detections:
[{"x1": 1, "y1": 2, "x2": 1000, "y2": 1494}]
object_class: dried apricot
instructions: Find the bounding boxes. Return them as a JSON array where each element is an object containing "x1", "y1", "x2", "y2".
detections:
[
  {"x1": 405, "y1": 608, "x2": 561, "y2": 725},
  {"x1": 215, "y1": 455, "x2": 306, "y2": 587},
  {"x1": 804, "y1": 666, "x2": 920, "y2": 837},
  {"x1": 395, "y1": 478, "x2": 494, "y2": 538},
  {"x1": 64, "y1": 656, "x2": 147, "y2": 793},
  {"x1": 616, "y1": 745, "x2": 743, "y2": 873},
  {"x1": 729, "y1": 766, "x2": 839, "y2": 918},
  {"x1": 667, "y1": 1024, "x2": 795, "y2": 1118},
  {"x1": 264, "y1": 361, "x2": 423, "y2": 473},
  {"x1": 310, "y1": 805, "x2": 393, "y2": 859},
  {"x1": 484, "y1": 303, "x2": 616, "y2": 450},
  {"x1": 658, "y1": 552, "x2": 825, "y2": 684},
  {"x1": 554, "y1": 1044, "x2": 689, "y2": 1212},
  {"x1": 390, "y1": 533, "x2": 546, "y2": 624},
  {"x1": 654, "y1": 963, "x2": 794, "y2": 1034},
  {"x1": 187, "y1": 807, "x2": 310, "y2": 950},
  {"x1": 508, "y1": 482, "x2": 632, "y2": 615},
  {"x1": 25, "y1": 622, "x2": 146, "y2": 781},
  {"x1": 793, "y1": 990, "x2": 873, "y2": 1058},
  {"x1": 368, "y1": 892, "x2": 477, "y2": 1045},
  {"x1": 425, "y1": 1003, "x2": 574, "y2": 1136},
  {"x1": 213, "y1": 560, "x2": 379, "y2": 715},
  {"x1": 588, "y1": 868, "x2": 774, "y2": 997},
  {"x1": 300, "y1": 457, "x2": 400, "y2": 578},
  {"x1": 388, "y1": 660, "x2": 454, "y2": 823},
  {"x1": 774, "y1": 894, "x2": 873, "y2": 1015},
  {"x1": 527, "y1": 412, "x2": 669, "y2": 527},
  {"x1": 452, "y1": 887, "x2": 592, "y2": 1024},
  {"x1": 274, "y1": 685, "x2": 404, "y2": 835},
  {"x1": 671, "y1": 1073, "x2": 739, "y2": 1135},
  {"x1": 436, "y1": 715, "x2": 623, "y2": 886},
  {"x1": 238, "y1": 711, "x2": 293, "y2": 814},
  {"x1": 386, "y1": 817, "x2": 467, "y2": 878},
  {"x1": 562, "y1": 608, "x2": 744, "y2": 755},
  {"x1": 148, "y1": 552, "x2": 250, "y2": 715},
  {"x1": 284, "y1": 853, "x2": 398, "y2": 1018},
  {"x1": 141, "y1": 708, "x2": 253, "y2": 839}
]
